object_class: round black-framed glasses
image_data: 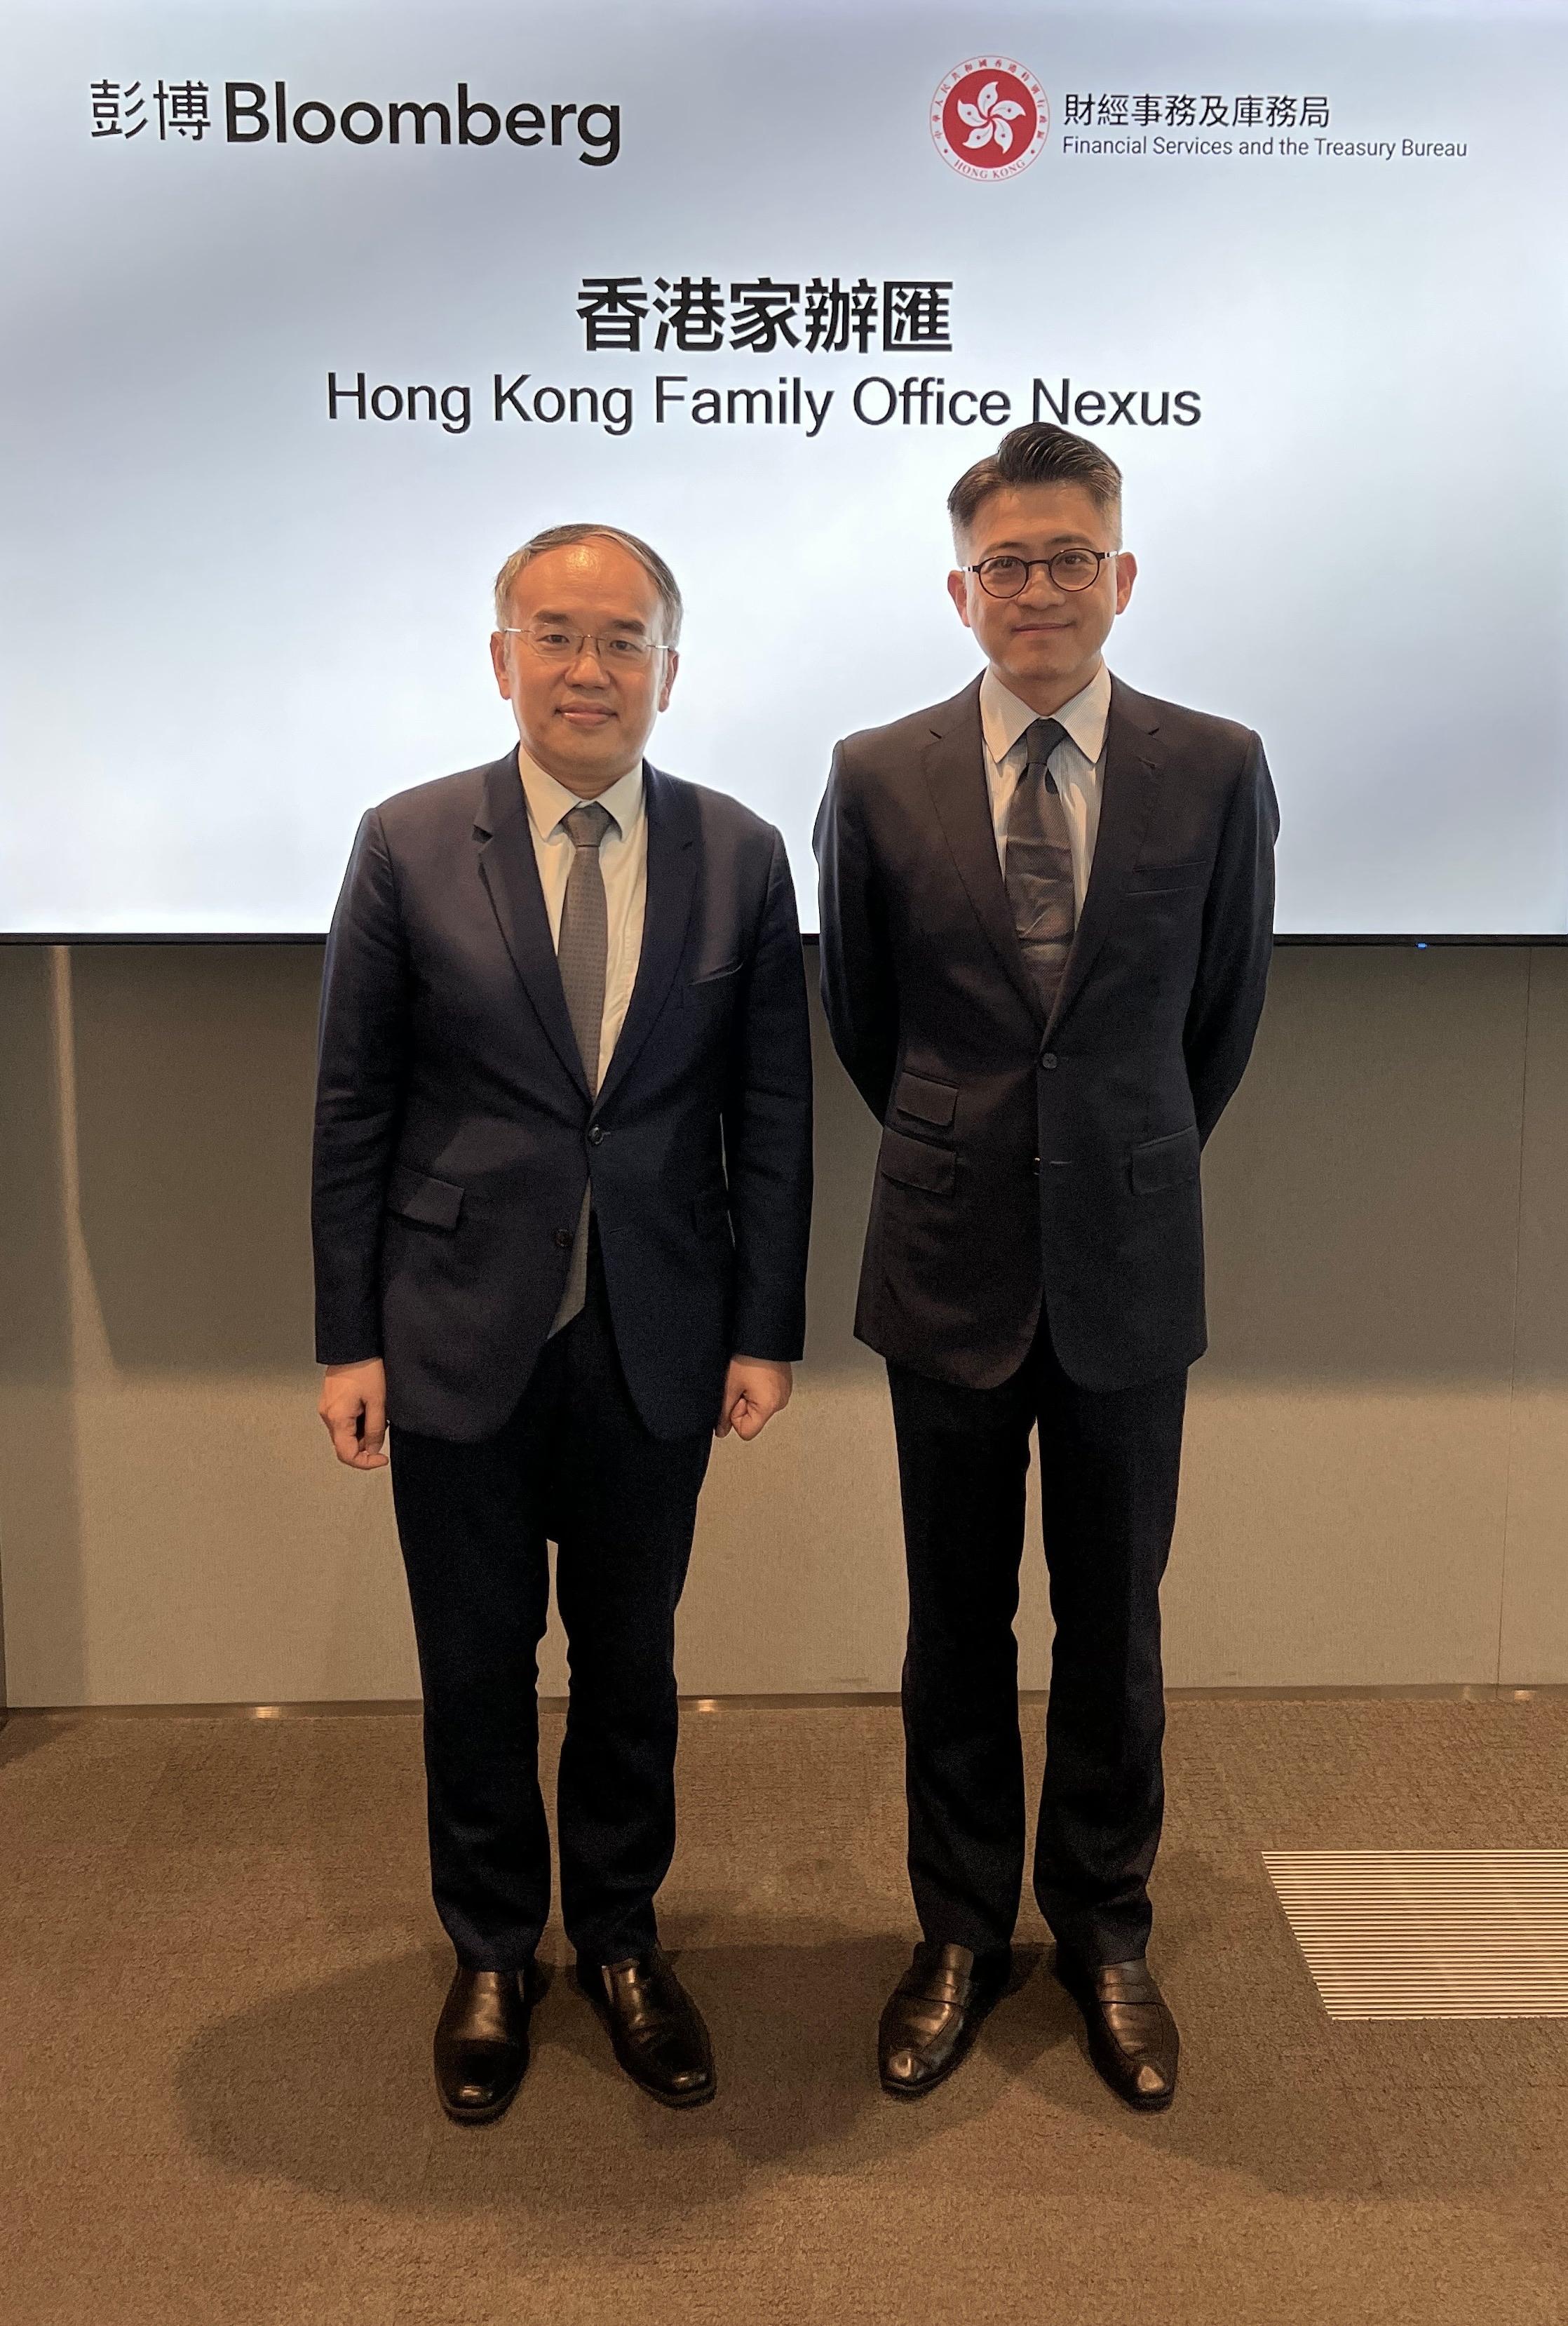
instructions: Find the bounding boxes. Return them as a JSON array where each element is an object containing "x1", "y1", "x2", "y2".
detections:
[{"x1": 964, "y1": 549, "x2": 1116, "y2": 598}]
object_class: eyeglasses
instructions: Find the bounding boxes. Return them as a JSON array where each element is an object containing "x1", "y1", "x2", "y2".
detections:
[
  {"x1": 965, "y1": 550, "x2": 1116, "y2": 598},
  {"x1": 501, "y1": 624, "x2": 670, "y2": 668}
]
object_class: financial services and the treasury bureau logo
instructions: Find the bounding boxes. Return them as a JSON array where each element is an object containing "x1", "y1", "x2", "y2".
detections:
[{"x1": 931, "y1": 59, "x2": 1048, "y2": 180}]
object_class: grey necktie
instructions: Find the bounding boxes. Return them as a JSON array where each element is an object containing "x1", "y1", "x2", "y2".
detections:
[
  {"x1": 550, "y1": 799, "x2": 613, "y2": 1334},
  {"x1": 1004, "y1": 718, "x2": 1076, "y2": 1018}
]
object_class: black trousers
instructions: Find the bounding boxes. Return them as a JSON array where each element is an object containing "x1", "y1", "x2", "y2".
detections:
[
  {"x1": 888, "y1": 1312, "x2": 1187, "y2": 1968},
  {"x1": 388, "y1": 1238, "x2": 712, "y2": 1971}
]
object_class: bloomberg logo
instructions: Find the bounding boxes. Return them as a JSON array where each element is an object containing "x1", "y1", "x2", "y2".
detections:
[{"x1": 225, "y1": 81, "x2": 621, "y2": 165}]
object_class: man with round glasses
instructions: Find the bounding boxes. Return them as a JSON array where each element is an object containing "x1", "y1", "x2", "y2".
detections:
[
  {"x1": 313, "y1": 523, "x2": 812, "y2": 2122},
  {"x1": 816, "y1": 423, "x2": 1277, "y2": 2111}
]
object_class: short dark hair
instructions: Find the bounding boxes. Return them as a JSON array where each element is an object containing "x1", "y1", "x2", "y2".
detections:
[
  {"x1": 947, "y1": 423, "x2": 1123, "y2": 544},
  {"x1": 494, "y1": 523, "x2": 683, "y2": 645}
]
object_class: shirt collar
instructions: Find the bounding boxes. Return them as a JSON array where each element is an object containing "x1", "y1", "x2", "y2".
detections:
[
  {"x1": 517, "y1": 746, "x2": 644, "y2": 842},
  {"x1": 980, "y1": 661, "x2": 1113, "y2": 770}
]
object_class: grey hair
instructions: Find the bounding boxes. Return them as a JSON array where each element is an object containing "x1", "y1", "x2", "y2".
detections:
[{"x1": 492, "y1": 523, "x2": 683, "y2": 646}]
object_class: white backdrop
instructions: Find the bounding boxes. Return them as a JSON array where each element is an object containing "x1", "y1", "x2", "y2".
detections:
[{"x1": 4, "y1": 1, "x2": 1565, "y2": 934}]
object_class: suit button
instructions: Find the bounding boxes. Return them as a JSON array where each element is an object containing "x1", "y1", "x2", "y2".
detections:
[
  {"x1": 587, "y1": 1124, "x2": 604, "y2": 1146},
  {"x1": 553, "y1": 1228, "x2": 574, "y2": 1250},
  {"x1": 1040, "y1": 1051, "x2": 1058, "y2": 1070},
  {"x1": 1032, "y1": 1156, "x2": 1041, "y2": 1175}
]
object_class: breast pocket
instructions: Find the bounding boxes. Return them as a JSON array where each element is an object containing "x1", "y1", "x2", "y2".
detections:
[{"x1": 1126, "y1": 857, "x2": 1209, "y2": 897}]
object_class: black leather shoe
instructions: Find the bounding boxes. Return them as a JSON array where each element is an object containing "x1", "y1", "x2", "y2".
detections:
[
  {"x1": 433, "y1": 1963, "x2": 539, "y2": 2125},
  {"x1": 877, "y1": 1941, "x2": 1011, "y2": 2099},
  {"x1": 1055, "y1": 1950, "x2": 1179, "y2": 2111},
  {"x1": 576, "y1": 1947, "x2": 716, "y2": 2109}
]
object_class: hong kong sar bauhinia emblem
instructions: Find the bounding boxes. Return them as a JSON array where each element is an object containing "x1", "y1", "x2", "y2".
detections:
[{"x1": 931, "y1": 58, "x2": 1048, "y2": 179}]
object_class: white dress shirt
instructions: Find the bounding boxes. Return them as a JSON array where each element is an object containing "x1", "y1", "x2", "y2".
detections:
[
  {"x1": 980, "y1": 660, "x2": 1112, "y2": 915},
  {"x1": 516, "y1": 746, "x2": 647, "y2": 1091}
]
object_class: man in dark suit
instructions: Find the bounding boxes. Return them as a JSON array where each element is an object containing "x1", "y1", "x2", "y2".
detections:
[
  {"x1": 313, "y1": 523, "x2": 812, "y2": 2121},
  {"x1": 816, "y1": 424, "x2": 1276, "y2": 2111}
]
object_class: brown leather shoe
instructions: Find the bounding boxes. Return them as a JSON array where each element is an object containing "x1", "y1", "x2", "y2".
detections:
[
  {"x1": 878, "y1": 1941, "x2": 1011, "y2": 2099},
  {"x1": 1055, "y1": 1951, "x2": 1179, "y2": 2111},
  {"x1": 433, "y1": 1963, "x2": 540, "y2": 2124},
  {"x1": 576, "y1": 1947, "x2": 716, "y2": 2109}
]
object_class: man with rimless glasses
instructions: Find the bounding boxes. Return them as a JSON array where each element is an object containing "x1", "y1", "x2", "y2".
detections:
[
  {"x1": 816, "y1": 424, "x2": 1277, "y2": 2111},
  {"x1": 313, "y1": 523, "x2": 811, "y2": 2122}
]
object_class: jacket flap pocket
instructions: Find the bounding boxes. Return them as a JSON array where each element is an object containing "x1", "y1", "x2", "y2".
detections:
[
  {"x1": 689, "y1": 956, "x2": 743, "y2": 987},
  {"x1": 879, "y1": 1127, "x2": 957, "y2": 1196},
  {"x1": 1130, "y1": 1127, "x2": 1200, "y2": 1195},
  {"x1": 386, "y1": 1165, "x2": 465, "y2": 1230},
  {"x1": 893, "y1": 1070, "x2": 958, "y2": 1129}
]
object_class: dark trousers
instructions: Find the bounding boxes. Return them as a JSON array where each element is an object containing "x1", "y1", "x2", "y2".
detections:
[
  {"x1": 388, "y1": 1238, "x2": 712, "y2": 1972},
  {"x1": 888, "y1": 1313, "x2": 1187, "y2": 1968}
]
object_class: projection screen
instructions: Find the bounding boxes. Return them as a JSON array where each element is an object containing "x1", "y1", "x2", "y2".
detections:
[{"x1": 2, "y1": 1, "x2": 1564, "y2": 936}]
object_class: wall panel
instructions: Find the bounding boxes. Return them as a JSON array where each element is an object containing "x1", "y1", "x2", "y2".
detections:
[{"x1": 1, "y1": 941, "x2": 1562, "y2": 1704}]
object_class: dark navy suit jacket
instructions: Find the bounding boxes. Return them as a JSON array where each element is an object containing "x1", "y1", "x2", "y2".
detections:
[
  {"x1": 815, "y1": 673, "x2": 1277, "y2": 1394},
  {"x1": 313, "y1": 749, "x2": 813, "y2": 1443}
]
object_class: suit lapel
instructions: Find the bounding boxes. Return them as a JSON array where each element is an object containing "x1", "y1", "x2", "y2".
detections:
[
  {"x1": 474, "y1": 751, "x2": 590, "y2": 1098},
  {"x1": 1045, "y1": 675, "x2": 1163, "y2": 1037},
  {"x1": 593, "y1": 762, "x2": 698, "y2": 1112},
  {"x1": 921, "y1": 678, "x2": 1043, "y2": 1027}
]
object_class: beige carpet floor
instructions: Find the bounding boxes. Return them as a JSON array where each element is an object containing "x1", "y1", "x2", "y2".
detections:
[{"x1": 2, "y1": 1697, "x2": 1567, "y2": 2325}]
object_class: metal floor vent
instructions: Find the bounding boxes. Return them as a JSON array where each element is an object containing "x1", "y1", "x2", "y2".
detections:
[{"x1": 1263, "y1": 1850, "x2": 1568, "y2": 2019}]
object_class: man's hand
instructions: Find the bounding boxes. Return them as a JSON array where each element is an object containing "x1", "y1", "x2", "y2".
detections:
[
  {"x1": 715, "y1": 1357, "x2": 792, "y2": 1442},
  {"x1": 319, "y1": 1359, "x2": 389, "y2": 1470}
]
